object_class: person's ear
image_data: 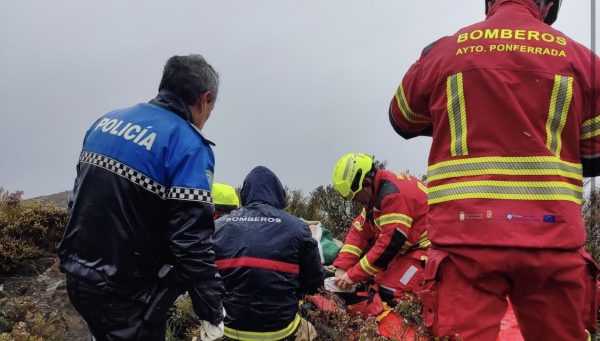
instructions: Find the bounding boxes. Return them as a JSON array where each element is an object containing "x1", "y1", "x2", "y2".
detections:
[
  {"x1": 203, "y1": 91, "x2": 214, "y2": 104},
  {"x1": 540, "y1": 1, "x2": 554, "y2": 19}
]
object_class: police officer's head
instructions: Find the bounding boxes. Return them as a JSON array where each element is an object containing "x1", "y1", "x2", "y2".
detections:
[
  {"x1": 485, "y1": 0, "x2": 561, "y2": 25},
  {"x1": 159, "y1": 54, "x2": 219, "y2": 129}
]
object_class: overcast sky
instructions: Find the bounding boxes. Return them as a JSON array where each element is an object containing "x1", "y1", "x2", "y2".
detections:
[{"x1": 0, "y1": 1, "x2": 598, "y2": 198}]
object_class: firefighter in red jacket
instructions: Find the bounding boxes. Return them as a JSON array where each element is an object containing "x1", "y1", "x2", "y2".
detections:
[
  {"x1": 389, "y1": 0, "x2": 599, "y2": 340},
  {"x1": 331, "y1": 153, "x2": 430, "y2": 305}
]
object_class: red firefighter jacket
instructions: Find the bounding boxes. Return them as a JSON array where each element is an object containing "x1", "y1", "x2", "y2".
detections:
[
  {"x1": 389, "y1": 0, "x2": 600, "y2": 248},
  {"x1": 333, "y1": 170, "x2": 429, "y2": 284}
]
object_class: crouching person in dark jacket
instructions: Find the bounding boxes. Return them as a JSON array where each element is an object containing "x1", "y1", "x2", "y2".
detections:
[{"x1": 214, "y1": 166, "x2": 325, "y2": 341}]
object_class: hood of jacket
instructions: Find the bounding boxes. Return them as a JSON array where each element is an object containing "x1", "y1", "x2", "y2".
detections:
[
  {"x1": 240, "y1": 166, "x2": 286, "y2": 209},
  {"x1": 487, "y1": 0, "x2": 544, "y2": 22}
]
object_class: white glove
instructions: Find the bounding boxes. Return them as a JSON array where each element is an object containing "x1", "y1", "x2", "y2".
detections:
[
  {"x1": 199, "y1": 307, "x2": 226, "y2": 341},
  {"x1": 199, "y1": 320, "x2": 224, "y2": 341}
]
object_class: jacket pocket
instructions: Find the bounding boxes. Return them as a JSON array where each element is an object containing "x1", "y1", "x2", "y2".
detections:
[{"x1": 417, "y1": 249, "x2": 448, "y2": 328}]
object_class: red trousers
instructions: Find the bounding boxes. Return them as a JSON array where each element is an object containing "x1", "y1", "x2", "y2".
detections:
[{"x1": 420, "y1": 247, "x2": 597, "y2": 341}]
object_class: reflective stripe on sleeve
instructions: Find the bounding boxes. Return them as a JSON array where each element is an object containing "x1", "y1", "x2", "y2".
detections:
[
  {"x1": 374, "y1": 213, "x2": 413, "y2": 229},
  {"x1": 340, "y1": 244, "x2": 362, "y2": 257},
  {"x1": 359, "y1": 257, "x2": 379, "y2": 276},
  {"x1": 581, "y1": 116, "x2": 600, "y2": 140},
  {"x1": 394, "y1": 84, "x2": 430, "y2": 123}
]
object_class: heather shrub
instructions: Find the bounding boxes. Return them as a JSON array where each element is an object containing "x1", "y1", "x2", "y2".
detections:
[{"x1": 0, "y1": 188, "x2": 67, "y2": 273}]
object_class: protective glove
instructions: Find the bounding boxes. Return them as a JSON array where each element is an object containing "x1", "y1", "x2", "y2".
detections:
[
  {"x1": 199, "y1": 307, "x2": 226, "y2": 341},
  {"x1": 199, "y1": 320, "x2": 224, "y2": 341}
]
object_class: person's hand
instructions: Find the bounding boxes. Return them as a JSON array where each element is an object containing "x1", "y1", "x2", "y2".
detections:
[
  {"x1": 334, "y1": 268, "x2": 346, "y2": 278},
  {"x1": 199, "y1": 307, "x2": 225, "y2": 341},
  {"x1": 334, "y1": 272, "x2": 355, "y2": 290},
  {"x1": 199, "y1": 320, "x2": 224, "y2": 341}
]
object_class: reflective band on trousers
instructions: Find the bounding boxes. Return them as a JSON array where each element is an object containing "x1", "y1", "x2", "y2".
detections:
[
  {"x1": 545, "y1": 75, "x2": 573, "y2": 157},
  {"x1": 446, "y1": 73, "x2": 469, "y2": 156},
  {"x1": 581, "y1": 116, "x2": 600, "y2": 140},
  {"x1": 427, "y1": 156, "x2": 582, "y2": 181},
  {"x1": 428, "y1": 180, "x2": 582, "y2": 205},
  {"x1": 224, "y1": 314, "x2": 301, "y2": 341},
  {"x1": 394, "y1": 84, "x2": 430, "y2": 123}
]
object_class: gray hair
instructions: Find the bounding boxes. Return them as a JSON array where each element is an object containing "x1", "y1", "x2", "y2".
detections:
[{"x1": 159, "y1": 54, "x2": 219, "y2": 105}]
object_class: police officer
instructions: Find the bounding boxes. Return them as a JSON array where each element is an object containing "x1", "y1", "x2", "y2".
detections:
[{"x1": 59, "y1": 54, "x2": 225, "y2": 341}]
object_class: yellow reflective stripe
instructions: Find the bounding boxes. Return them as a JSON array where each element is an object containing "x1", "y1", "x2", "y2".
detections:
[
  {"x1": 417, "y1": 181, "x2": 428, "y2": 194},
  {"x1": 446, "y1": 73, "x2": 469, "y2": 156},
  {"x1": 545, "y1": 75, "x2": 573, "y2": 156},
  {"x1": 375, "y1": 213, "x2": 413, "y2": 229},
  {"x1": 581, "y1": 116, "x2": 600, "y2": 140},
  {"x1": 418, "y1": 231, "x2": 431, "y2": 248},
  {"x1": 224, "y1": 314, "x2": 301, "y2": 340},
  {"x1": 394, "y1": 84, "x2": 430, "y2": 123},
  {"x1": 359, "y1": 257, "x2": 378, "y2": 276},
  {"x1": 340, "y1": 244, "x2": 362, "y2": 257},
  {"x1": 359, "y1": 208, "x2": 366, "y2": 218},
  {"x1": 428, "y1": 180, "x2": 582, "y2": 205},
  {"x1": 427, "y1": 155, "x2": 582, "y2": 181}
]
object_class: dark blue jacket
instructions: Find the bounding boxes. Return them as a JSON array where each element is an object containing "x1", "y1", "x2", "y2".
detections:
[
  {"x1": 58, "y1": 91, "x2": 224, "y2": 325},
  {"x1": 213, "y1": 166, "x2": 324, "y2": 337}
]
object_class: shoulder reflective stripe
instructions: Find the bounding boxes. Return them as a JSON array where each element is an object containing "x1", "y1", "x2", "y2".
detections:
[
  {"x1": 360, "y1": 208, "x2": 367, "y2": 218},
  {"x1": 427, "y1": 156, "x2": 582, "y2": 181},
  {"x1": 224, "y1": 314, "x2": 301, "y2": 340},
  {"x1": 446, "y1": 73, "x2": 469, "y2": 156},
  {"x1": 428, "y1": 180, "x2": 582, "y2": 204},
  {"x1": 546, "y1": 75, "x2": 573, "y2": 156},
  {"x1": 215, "y1": 257, "x2": 299, "y2": 274},
  {"x1": 417, "y1": 181, "x2": 428, "y2": 194},
  {"x1": 359, "y1": 257, "x2": 379, "y2": 276},
  {"x1": 340, "y1": 244, "x2": 362, "y2": 257},
  {"x1": 375, "y1": 213, "x2": 413, "y2": 229},
  {"x1": 581, "y1": 116, "x2": 600, "y2": 140},
  {"x1": 394, "y1": 84, "x2": 430, "y2": 123},
  {"x1": 79, "y1": 151, "x2": 167, "y2": 198}
]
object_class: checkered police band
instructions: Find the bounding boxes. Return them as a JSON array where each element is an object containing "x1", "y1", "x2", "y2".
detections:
[{"x1": 79, "y1": 151, "x2": 212, "y2": 204}]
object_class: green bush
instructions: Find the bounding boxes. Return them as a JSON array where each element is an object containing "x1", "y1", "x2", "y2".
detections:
[{"x1": 0, "y1": 188, "x2": 67, "y2": 274}]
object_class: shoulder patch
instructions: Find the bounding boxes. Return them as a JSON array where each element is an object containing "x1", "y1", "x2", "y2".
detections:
[{"x1": 374, "y1": 180, "x2": 400, "y2": 210}]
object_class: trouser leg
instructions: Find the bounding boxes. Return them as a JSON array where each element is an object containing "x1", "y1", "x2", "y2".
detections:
[{"x1": 66, "y1": 276, "x2": 166, "y2": 341}]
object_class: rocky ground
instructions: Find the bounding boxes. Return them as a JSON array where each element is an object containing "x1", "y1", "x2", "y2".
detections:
[{"x1": 0, "y1": 255, "x2": 89, "y2": 340}]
